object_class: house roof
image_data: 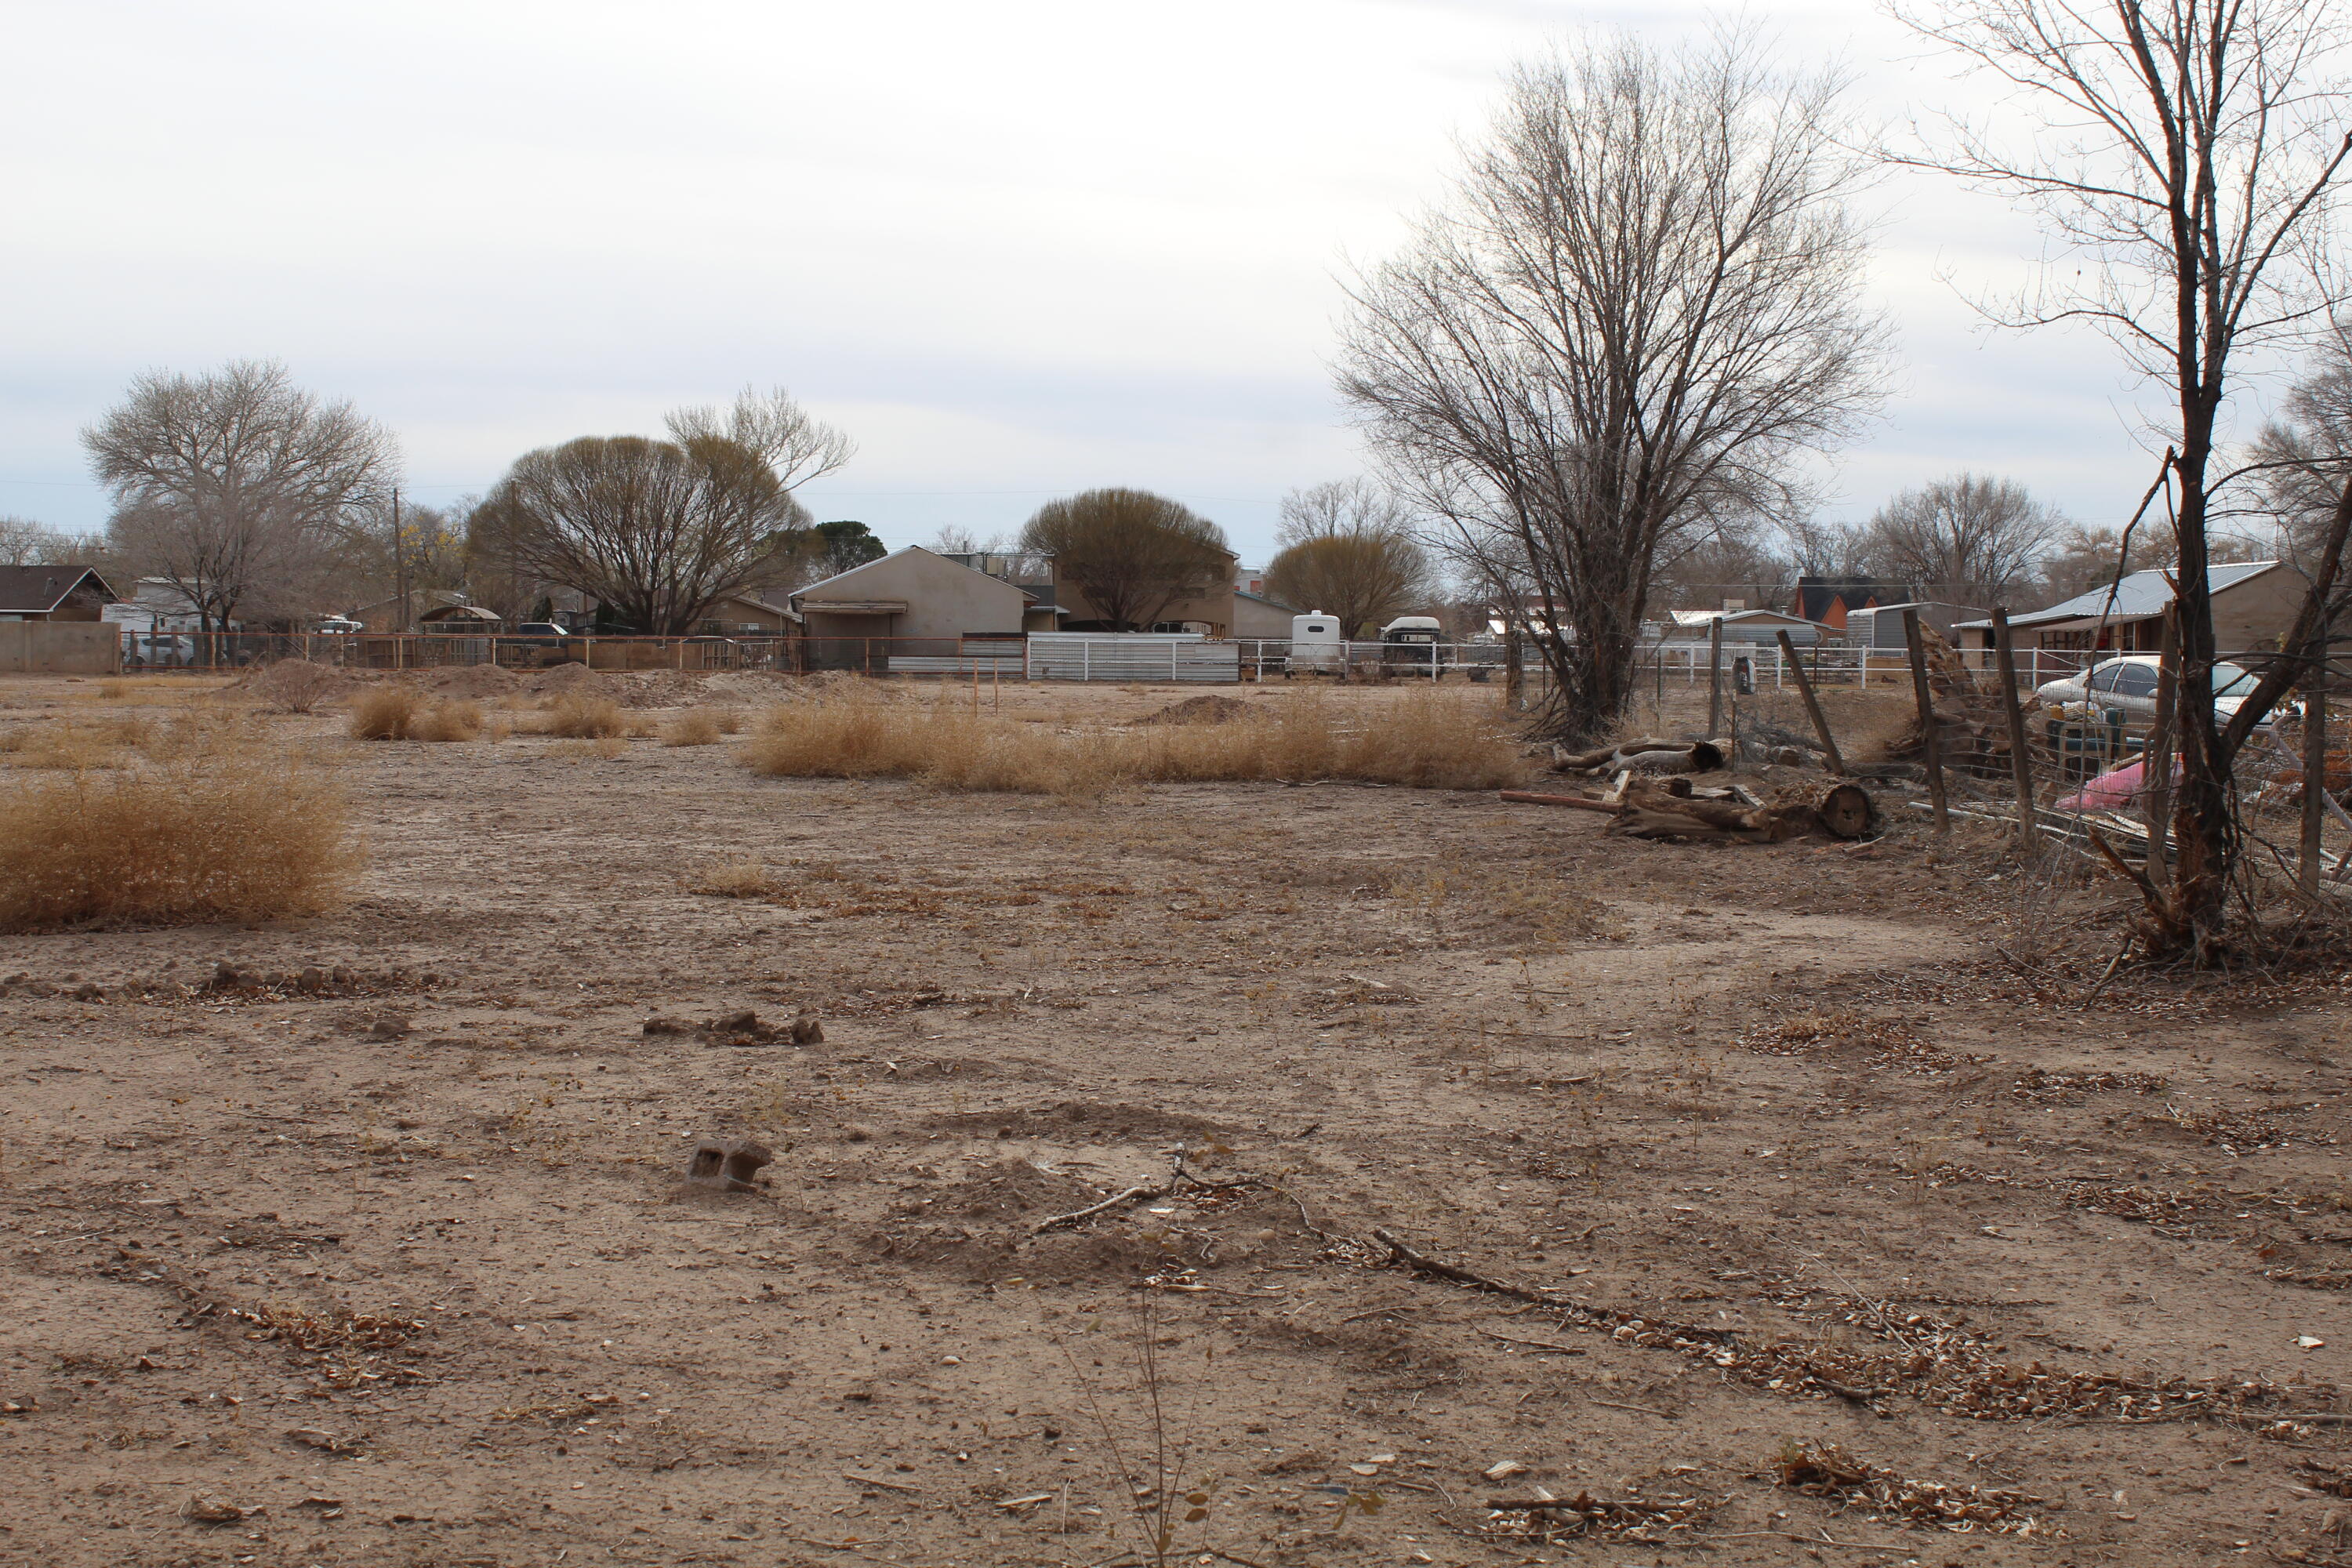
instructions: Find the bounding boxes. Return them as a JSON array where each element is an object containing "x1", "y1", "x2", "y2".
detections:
[
  {"x1": 1953, "y1": 561, "x2": 2279, "y2": 632},
  {"x1": 1236, "y1": 589, "x2": 1298, "y2": 611},
  {"x1": 1669, "y1": 608, "x2": 1826, "y2": 628},
  {"x1": 0, "y1": 564, "x2": 118, "y2": 614},
  {"x1": 1794, "y1": 575, "x2": 1916, "y2": 622}
]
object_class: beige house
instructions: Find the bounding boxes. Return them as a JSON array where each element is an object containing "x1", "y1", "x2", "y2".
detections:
[
  {"x1": 1955, "y1": 561, "x2": 2299, "y2": 656},
  {"x1": 789, "y1": 546, "x2": 1033, "y2": 644},
  {"x1": 699, "y1": 589, "x2": 797, "y2": 635},
  {"x1": 1231, "y1": 589, "x2": 1299, "y2": 639}
]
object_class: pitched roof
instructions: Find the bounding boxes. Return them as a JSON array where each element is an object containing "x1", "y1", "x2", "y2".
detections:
[
  {"x1": 1954, "y1": 561, "x2": 2279, "y2": 631},
  {"x1": 0, "y1": 564, "x2": 118, "y2": 614},
  {"x1": 1794, "y1": 575, "x2": 1915, "y2": 622}
]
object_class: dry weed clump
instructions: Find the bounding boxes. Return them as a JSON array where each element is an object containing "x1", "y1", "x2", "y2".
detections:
[
  {"x1": 744, "y1": 687, "x2": 1527, "y2": 797},
  {"x1": 711, "y1": 706, "x2": 746, "y2": 735},
  {"x1": 245, "y1": 659, "x2": 344, "y2": 713},
  {"x1": 347, "y1": 685, "x2": 423, "y2": 740},
  {"x1": 409, "y1": 699, "x2": 484, "y2": 742},
  {"x1": 688, "y1": 858, "x2": 785, "y2": 897},
  {"x1": 661, "y1": 710, "x2": 724, "y2": 746},
  {"x1": 541, "y1": 694, "x2": 627, "y2": 739},
  {"x1": 0, "y1": 741, "x2": 354, "y2": 930}
]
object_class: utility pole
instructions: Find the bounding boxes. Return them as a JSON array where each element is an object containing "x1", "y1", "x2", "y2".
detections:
[{"x1": 390, "y1": 486, "x2": 409, "y2": 635}]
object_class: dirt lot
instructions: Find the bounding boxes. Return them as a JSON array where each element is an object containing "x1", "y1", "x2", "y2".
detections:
[{"x1": 2, "y1": 670, "x2": 2350, "y2": 1568}]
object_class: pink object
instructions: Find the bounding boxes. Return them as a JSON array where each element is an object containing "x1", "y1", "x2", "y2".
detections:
[{"x1": 2056, "y1": 756, "x2": 2180, "y2": 812}]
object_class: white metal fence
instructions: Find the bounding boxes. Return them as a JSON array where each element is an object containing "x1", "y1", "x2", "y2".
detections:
[{"x1": 1025, "y1": 633, "x2": 1240, "y2": 683}]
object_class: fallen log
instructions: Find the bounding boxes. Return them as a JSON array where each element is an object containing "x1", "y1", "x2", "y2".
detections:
[
  {"x1": 1503, "y1": 779, "x2": 1878, "y2": 843},
  {"x1": 1550, "y1": 739, "x2": 1726, "y2": 776},
  {"x1": 1498, "y1": 789, "x2": 1621, "y2": 813}
]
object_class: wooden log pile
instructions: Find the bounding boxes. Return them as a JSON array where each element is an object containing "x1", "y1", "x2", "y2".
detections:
[
  {"x1": 1501, "y1": 775, "x2": 1878, "y2": 843},
  {"x1": 1548, "y1": 739, "x2": 1728, "y2": 776}
]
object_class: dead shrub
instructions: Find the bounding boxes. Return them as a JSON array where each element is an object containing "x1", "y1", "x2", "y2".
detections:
[
  {"x1": 661, "y1": 710, "x2": 723, "y2": 746},
  {"x1": 347, "y1": 686, "x2": 423, "y2": 741},
  {"x1": 711, "y1": 707, "x2": 746, "y2": 735},
  {"x1": 0, "y1": 746, "x2": 354, "y2": 930},
  {"x1": 246, "y1": 659, "x2": 344, "y2": 714},
  {"x1": 689, "y1": 858, "x2": 784, "y2": 897},
  {"x1": 409, "y1": 700, "x2": 484, "y2": 742},
  {"x1": 543, "y1": 694, "x2": 626, "y2": 739}
]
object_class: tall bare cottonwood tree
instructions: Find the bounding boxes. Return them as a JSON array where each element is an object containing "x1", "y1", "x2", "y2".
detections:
[
  {"x1": 470, "y1": 392, "x2": 832, "y2": 636},
  {"x1": 1893, "y1": 0, "x2": 2352, "y2": 956},
  {"x1": 1021, "y1": 488, "x2": 1230, "y2": 632},
  {"x1": 1338, "y1": 29, "x2": 1889, "y2": 742},
  {"x1": 82, "y1": 361, "x2": 396, "y2": 631},
  {"x1": 1263, "y1": 479, "x2": 1434, "y2": 636}
]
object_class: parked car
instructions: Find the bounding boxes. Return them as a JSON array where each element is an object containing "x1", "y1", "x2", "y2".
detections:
[
  {"x1": 2034, "y1": 655, "x2": 2292, "y2": 728},
  {"x1": 125, "y1": 634, "x2": 194, "y2": 668},
  {"x1": 501, "y1": 621, "x2": 579, "y2": 667}
]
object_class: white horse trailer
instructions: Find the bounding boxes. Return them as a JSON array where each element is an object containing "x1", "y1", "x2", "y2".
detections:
[{"x1": 1288, "y1": 613, "x2": 1344, "y2": 673}]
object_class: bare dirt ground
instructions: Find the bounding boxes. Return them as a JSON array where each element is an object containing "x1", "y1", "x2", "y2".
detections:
[{"x1": 3, "y1": 670, "x2": 2350, "y2": 1568}]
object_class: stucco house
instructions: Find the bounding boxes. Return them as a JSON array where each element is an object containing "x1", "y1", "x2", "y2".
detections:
[
  {"x1": 789, "y1": 546, "x2": 1036, "y2": 645},
  {"x1": 1953, "y1": 561, "x2": 2297, "y2": 656}
]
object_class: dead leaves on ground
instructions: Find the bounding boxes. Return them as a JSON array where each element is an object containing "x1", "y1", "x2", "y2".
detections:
[{"x1": 1774, "y1": 1439, "x2": 2052, "y2": 1534}]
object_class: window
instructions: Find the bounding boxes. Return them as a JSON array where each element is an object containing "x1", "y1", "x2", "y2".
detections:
[
  {"x1": 2088, "y1": 662, "x2": 2124, "y2": 691},
  {"x1": 2110, "y1": 662, "x2": 2159, "y2": 697}
]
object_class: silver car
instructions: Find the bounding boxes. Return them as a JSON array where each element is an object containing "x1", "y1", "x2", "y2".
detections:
[{"x1": 2034, "y1": 655, "x2": 2288, "y2": 727}]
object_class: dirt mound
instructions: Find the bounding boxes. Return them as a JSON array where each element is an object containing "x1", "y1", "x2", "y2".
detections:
[
  {"x1": 897, "y1": 1157, "x2": 1101, "y2": 1222},
  {"x1": 418, "y1": 664, "x2": 522, "y2": 699},
  {"x1": 1138, "y1": 694, "x2": 1254, "y2": 725},
  {"x1": 527, "y1": 662, "x2": 606, "y2": 696},
  {"x1": 702, "y1": 670, "x2": 805, "y2": 701},
  {"x1": 608, "y1": 671, "x2": 711, "y2": 709}
]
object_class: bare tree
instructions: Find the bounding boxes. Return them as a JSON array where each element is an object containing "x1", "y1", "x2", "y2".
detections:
[
  {"x1": 1020, "y1": 488, "x2": 1230, "y2": 632},
  {"x1": 1780, "y1": 516, "x2": 1882, "y2": 579},
  {"x1": 665, "y1": 386, "x2": 854, "y2": 492},
  {"x1": 1263, "y1": 479, "x2": 1434, "y2": 634},
  {"x1": 470, "y1": 424, "x2": 817, "y2": 636},
  {"x1": 1893, "y1": 0, "x2": 2352, "y2": 956},
  {"x1": 0, "y1": 517, "x2": 76, "y2": 565},
  {"x1": 1651, "y1": 528, "x2": 1794, "y2": 610},
  {"x1": 2038, "y1": 518, "x2": 2172, "y2": 599},
  {"x1": 81, "y1": 361, "x2": 396, "y2": 632},
  {"x1": 1863, "y1": 473, "x2": 2065, "y2": 604},
  {"x1": 1338, "y1": 29, "x2": 1889, "y2": 742},
  {"x1": 2249, "y1": 343, "x2": 2352, "y2": 572}
]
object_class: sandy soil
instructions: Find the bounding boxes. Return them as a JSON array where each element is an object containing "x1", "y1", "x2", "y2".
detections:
[{"x1": 2, "y1": 670, "x2": 2350, "y2": 1568}]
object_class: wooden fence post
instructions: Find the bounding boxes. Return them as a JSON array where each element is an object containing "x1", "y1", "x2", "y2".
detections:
[
  {"x1": 2146, "y1": 608, "x2": 2177, "y2": 892},
  {"x1": 1504, "y1": 626, "x2": 1524, "y2": 712},
  {"x1": 1705, "y1": 615, "x2": 1726, "y2": 738},
  {"x1": 2303, "y1": 611, "x2": 2332, "y2": 898},
  {"x1": 1991, "y1": 608, "x2": 2038, "y2": 851},
  {"x1": 1903, "y1": 608, "x2": 1949, "y2": 836},
  {"x1": 1775, "y1": 630, "x2": 1846, "y2": 775}
]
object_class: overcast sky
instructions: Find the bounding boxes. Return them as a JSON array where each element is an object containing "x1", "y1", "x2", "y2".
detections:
[{"x1": 0, "y1": 0, "x2": 2241, "y2": 567}]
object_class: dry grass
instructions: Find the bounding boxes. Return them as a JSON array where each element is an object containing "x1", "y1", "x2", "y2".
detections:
[
  {"x1": 711, "y1": 707, "x2": 746, "y2": 735},
  {"x1": 347, "y1": 686, "x2": 423, "y2": 740},
  {"x1": 0, "y1": 735, "x2": 354, "y2": 931},
  {"x1": 0, "y1": 717, "x2": 151, "y2": 770},
  {"x1": 743, "y1": 686, "x2": 1527, "y2": 799},
  {"x1": 660, "y1": 710, "x2": 724, "y2": 747},
  {"x1": 410, "y1": 699, "x2": 484, "y2": 742},
  {"x1": 540, "y1": 694, "x2": 626, "y2": 739},
  {"x1": 688, "y1": 858, "x2": 784, "y2": 897}
]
